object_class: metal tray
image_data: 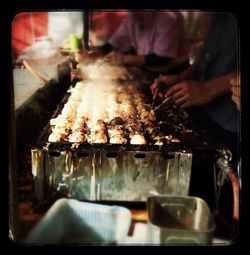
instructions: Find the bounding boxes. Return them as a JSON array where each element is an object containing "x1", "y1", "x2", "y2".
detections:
[{"x1": 147, "y1": 195, "x2": 216, "y2": 244}]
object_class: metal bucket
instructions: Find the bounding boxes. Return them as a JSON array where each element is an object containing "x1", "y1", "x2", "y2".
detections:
[{"x1": 146, "y1": 195, "x2": 215, "y2": 244}]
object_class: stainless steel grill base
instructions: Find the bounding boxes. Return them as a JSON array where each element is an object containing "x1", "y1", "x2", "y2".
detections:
[{"x1": 32, "y1": 148, "x2": 192, "y2": 203}]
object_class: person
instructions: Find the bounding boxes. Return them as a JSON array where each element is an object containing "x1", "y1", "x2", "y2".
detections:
[
  {"x1": 150, "y1": 12, "x2": 240, "y2": 168},
  {"x1": 230, "y1": 73, "x2": 241, "y2": 192},
  {"x1": 75, "y1": 11, "x2": 190, "y2": 77},
  {"x1": 150, "y1": 14, "x2": 240, "y2": 234},
  {"x1": 230, "y1": 74, "x2": 241, "y2": 111}
]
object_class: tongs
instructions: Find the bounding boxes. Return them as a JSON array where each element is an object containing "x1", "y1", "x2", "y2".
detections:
[
  {"x1": 151, "y1": 83, "x2": 161, "y2": 108},
  {"x1": 152, "y1": 96, "x2": 172, "y2": 112}
]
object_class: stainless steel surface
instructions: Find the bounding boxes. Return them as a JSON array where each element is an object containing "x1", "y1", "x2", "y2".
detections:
[
  {"x1": 13, "y1": 64, "x2": 59, "y2": 110},
  {"x1": 31, "y1": 149, "x2": 192, "y2": 203},
  {"x1": 147, "y1": 195, "x2": 215, "y2": 244},
  {"x1": 30, "y1": 65, "x2": 225, "y2": 206}
]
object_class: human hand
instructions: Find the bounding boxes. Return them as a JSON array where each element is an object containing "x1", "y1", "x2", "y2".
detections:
[
  {"x1": 230, "y1": 76, "x2": 241, "y2": 111},
  {"x1": 150, "y1": 74, "x2": 180, "y2": 98},
  {"x1": 74, "y1": 50, "x2": 92, "y2": 63},
  {"x1": 104, "y1": 51, "x2": 124, "y2": 65},
  {"x1": 165, "y1": 80, "x2": 213, "y2": 108}
]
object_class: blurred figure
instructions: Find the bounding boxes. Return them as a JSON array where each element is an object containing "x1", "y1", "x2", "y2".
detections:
[
  {"x1": 75, "y1": 11, "x2": 190, "y2": 76},
  {"x1": 89, "y1": 11, "x2": 127, "y2": 46},
  {"x1": 230, "y1": 74, "x2": 241, "y2": 111},
  {"x1": 150, "y1": 13, "x2": 240, "y2": 231},
  {"x1": 150, "y1": 13, "x2": 240, "y2": 167}
]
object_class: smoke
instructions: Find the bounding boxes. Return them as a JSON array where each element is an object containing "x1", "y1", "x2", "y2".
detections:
[{"x1": 79, "y1": 61, "x2": 133, "y2": 81}]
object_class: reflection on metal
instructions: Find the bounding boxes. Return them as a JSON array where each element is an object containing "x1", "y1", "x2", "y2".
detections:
[
  {"x1": 216, "y1": 149, "x2": 232, "y2": 175},
  {"x1": 215, "y1": 148, "x2": 232, "y2": 186},
  {"x1": 146, "y1": 195, "x2": 215, "y2": 244},
  {"x1": 31, "y1": 149, "x2": 45, "y2": 202},
  {"x1": 31, "y1": 149, "x2": 193, "y2": 203}
]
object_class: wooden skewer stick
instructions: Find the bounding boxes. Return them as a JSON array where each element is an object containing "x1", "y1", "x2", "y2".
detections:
[{"x1": 23, "y1": 59, "x2": 49, "y2": 84}]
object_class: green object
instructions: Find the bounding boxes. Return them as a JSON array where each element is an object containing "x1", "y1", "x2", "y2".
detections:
[{"x1": 70, "y1": 35, "x2": 82, "y2": 51}]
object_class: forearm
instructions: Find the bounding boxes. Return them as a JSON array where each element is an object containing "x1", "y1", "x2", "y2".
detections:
[
  {"x1": 80, "y1": 43, "x2": 112, "y2": 60},
  {"x1": 123, "y1": 53, "x2": 171, "y2": 67},
  {"x1": 98, "y1": 43, "x2": 113, "y2": 56},
  {"x1": 74, "y1": 48, "x2": 102, "y2": 63},
  {"x1": 89, "y1": 51, "x2": 103, "y2": 60},
  {"x1": 89, "y1": 46, "x2": 107, "y2": 59},
  {"x1": 178, "y1": 63, "x2": 197, "y2": 82},
  {"x1": 204, "y1": 71, "x2": 237, "y2": 100},
  {"x1": 123, "y1": 55, "x2": 145, "y2": 67}
]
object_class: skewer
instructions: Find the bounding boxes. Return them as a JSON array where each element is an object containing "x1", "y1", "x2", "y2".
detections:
[
  {"x1": 23, "y1": 59, "x2": 49, "y2": 84},
  {"x1": 152, "y1": 96, "x2": 171, "y2": 112},
  {"x1": 151, "y1": 81, "x2": 161, "y2": 109},
  {"x1": 151, "y1": 92, "x2": 157, "y2": 109}
]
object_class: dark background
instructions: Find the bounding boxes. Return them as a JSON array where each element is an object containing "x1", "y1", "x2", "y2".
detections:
[{"x1": 1, "y1": 0, "x2": 247, "y2": 254}]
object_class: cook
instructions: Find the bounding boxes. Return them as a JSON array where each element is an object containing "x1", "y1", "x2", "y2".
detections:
[
  {"x1": 150, "y1": 12, "x2": 240, "y2": 168},
  {"x1": 75, "y1": 11, "x2": 190, "y2": 76}
]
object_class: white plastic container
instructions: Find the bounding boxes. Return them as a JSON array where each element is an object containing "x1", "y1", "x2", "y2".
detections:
[{"x1": 26, "y1": 198, "x2": 132, "y2": 244}]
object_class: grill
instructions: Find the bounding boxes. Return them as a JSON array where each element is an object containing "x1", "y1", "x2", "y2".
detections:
[{"x1": 31, "y1": 66, "x2": 225, "y2": 208}]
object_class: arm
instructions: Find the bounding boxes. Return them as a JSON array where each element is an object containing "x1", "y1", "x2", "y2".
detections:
[
  {"x1": 123, "y1": 54, "x2": 145, "y2": 66},
  {"x1": 150, "y1": 63, "x2": 197, "y2": 96},
  {"x1": 178, "y1": 63, "x2": 197, "y2": 81},
  {"x1": 165, "y1": 71, "x2": 237, "y2": 108},
  {"x1": 74, "y1": 43, "x2": 113, "y2": 63},
  {"x1": 104, "y1": 52, "x2": 171, "y2": 67},
  {"x1": 230, "y1": 73, "x2": 241, "y2": 111},
  {"x1": 74, "y1": 48, "x2": 103, "y2": 63},
  {"x1": 103, "y1": 51, "x2": 145, "y2": 66},
  {"x1": 206, "y1": 71, "x2": 237, "y2": 99}
]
